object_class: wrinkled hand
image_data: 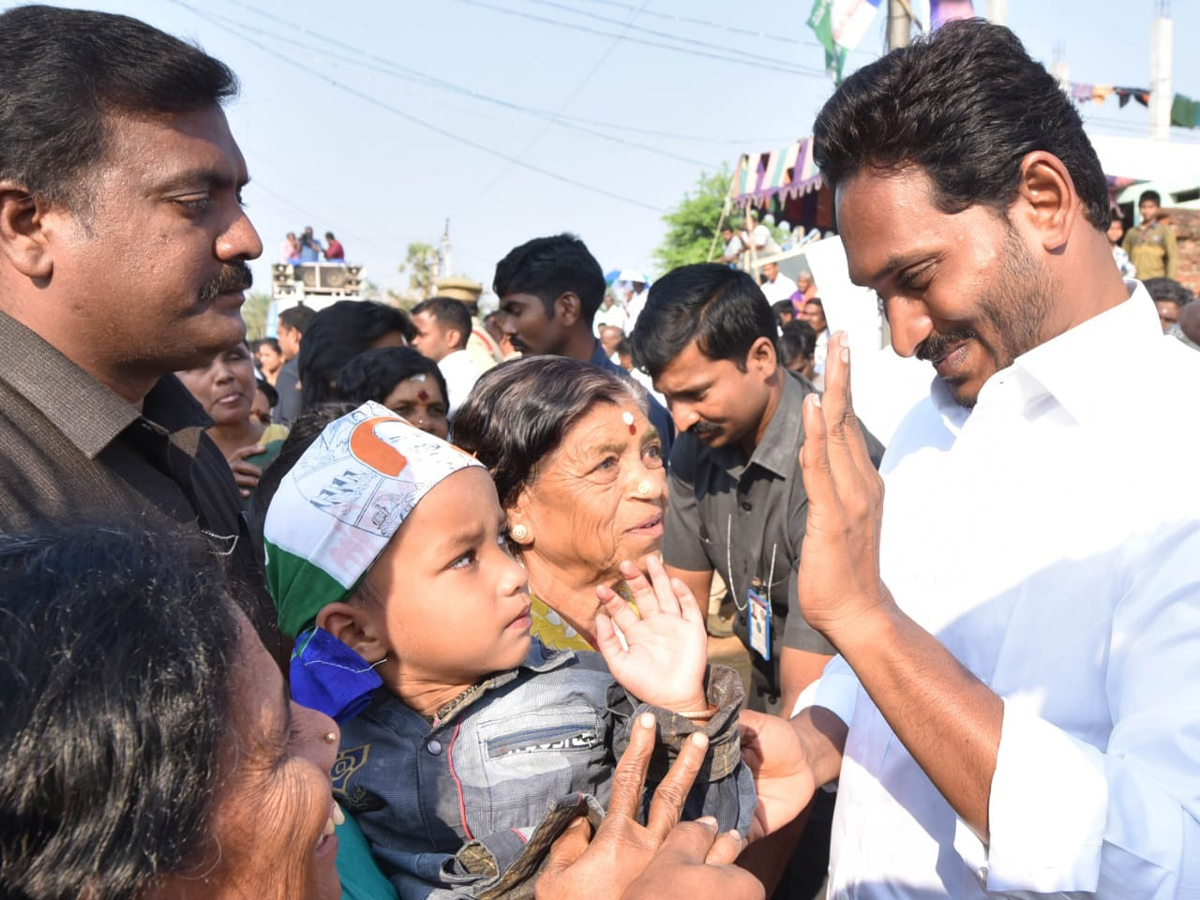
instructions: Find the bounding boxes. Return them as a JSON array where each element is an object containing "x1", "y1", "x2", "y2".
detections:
[
  {"x1": 226, "y1": 445, "x2": 265, "y2": 498},
  {"x1": 622, "y1": 820, "x2": 764, "y2": 900},
  {"x1": 797, "y1": 332, "x2": 892, "y2": 642},
  {"x1": 595, "y1": 556, "x2": 708, "y2": 713},
  {"x1": 738, "y1": 710, "x2": 817, "y2": 841},
  {"x1": 537, "y1": 713, "x2": 748, "y2": 900}
]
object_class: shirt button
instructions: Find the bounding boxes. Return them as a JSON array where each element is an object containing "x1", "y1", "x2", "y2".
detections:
[
  {"x1": 427, "y1": 740, "x2": 443, "y2": 755},
  {"x1": 741, "y1": 501, "x2": 752, "y2": 511}
]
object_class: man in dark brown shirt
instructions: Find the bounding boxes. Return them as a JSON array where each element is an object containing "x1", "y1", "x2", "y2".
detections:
[{"x1": 0, "y1": 7, "x2": 275, "y2": 645}]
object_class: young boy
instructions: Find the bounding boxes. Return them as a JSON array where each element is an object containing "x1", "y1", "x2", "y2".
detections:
[{"x1": 262, "y1": 402, "x2": 752, "y2": 898}]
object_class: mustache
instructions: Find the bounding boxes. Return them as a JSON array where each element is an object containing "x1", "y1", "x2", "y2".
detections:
[
  {"x1": 199, "y1": 263, "x2": 253, "y2": 304},
  {"x1": 689, "y1": 420, "x2": 721, "y2": 439},
  {"x1": 916, "y1": 329, "x2": 976, "y2": 363}
]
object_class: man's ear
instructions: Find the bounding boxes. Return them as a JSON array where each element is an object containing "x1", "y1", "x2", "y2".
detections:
[
  {"x1": 316, "y1": 601, "x2": 389, "y2": 663},
  {"x1": 747, "y1": 335, "x2": 778, "y2": 376},
  {"x1": 553, "y1": 292, "x2": 581, "y2": 327},
  {"x1": 1015, "y1": 151, "x2": 1076, "y2": 253},
  {"x1": 443, "y1": 327, "x2": 464, "y2": 350},
  {"x1": 0, "y1": 182, "x2": 56, "y2": 279}
]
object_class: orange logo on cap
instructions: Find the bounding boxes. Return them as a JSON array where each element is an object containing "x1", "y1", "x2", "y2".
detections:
[{"x1": 349, "y1": 416, "x2": 409, "y2": 477}]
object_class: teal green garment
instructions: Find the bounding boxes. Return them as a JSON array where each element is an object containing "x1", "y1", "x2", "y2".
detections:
[{"x1": 336, "y1": 814, "x2": 397, "y2": 900}]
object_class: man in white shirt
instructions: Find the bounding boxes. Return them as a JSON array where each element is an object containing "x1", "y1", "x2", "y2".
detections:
[
  {"x1": 717, "y1": 225, "x2": 745, "y2": 265},
  {"x1": 759, "y1": 261, "x2": 798, "y2": 305},
  {"x1": 410, "y1": 296, "x2": 483, "y2": 415},
  {"x1": 743, "y1": 20, "x2": 1200, "y2": 899}
]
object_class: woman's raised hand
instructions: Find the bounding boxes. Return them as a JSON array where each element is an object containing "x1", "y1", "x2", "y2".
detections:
[{"x1": 594, "y1": 555, "x2": 709, "y2": 713}]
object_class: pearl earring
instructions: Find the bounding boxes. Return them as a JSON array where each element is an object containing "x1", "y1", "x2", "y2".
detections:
[{"x1": 511, "y1": 524, "x2": 529, "y2": 542}]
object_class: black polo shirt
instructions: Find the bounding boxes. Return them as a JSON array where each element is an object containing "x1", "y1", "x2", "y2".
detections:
[
  {"x1": 664, "y1": 369, "x2": 884, "y2": 698},
  {"x1": 0, "y1": 311, "x2": 278, "y2": 648}
]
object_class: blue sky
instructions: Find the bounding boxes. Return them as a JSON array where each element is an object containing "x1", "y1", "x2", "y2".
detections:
[{"x1": 16, "y1": 0, "x2": 1200, "y2": 298}]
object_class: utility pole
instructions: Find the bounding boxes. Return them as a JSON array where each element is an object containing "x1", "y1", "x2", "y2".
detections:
[
  {"x1": 986, "y1": 0, "x2": 1008, "y2": 26},
  {"x1": 887, "y1": 0, "x2": 911, "y2": 50},
  {"x1": 1149, "y1": 0, "x2": 1172, "y2": 142}
]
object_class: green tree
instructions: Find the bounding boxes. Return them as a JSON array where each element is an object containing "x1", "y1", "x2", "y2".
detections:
[
  {"x1": 241, "y1": 290, "x2": 271, "y2": 340},
  {"x1": 653, "y1": 165, "x2": 732, "y2": 274},
  {"x1": 397, "y1": 241, "x2": 439, "y2": 301}
]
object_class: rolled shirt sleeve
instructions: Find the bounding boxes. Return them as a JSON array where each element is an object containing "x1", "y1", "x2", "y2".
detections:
[{"x1": 957, "y1": 521, "x2": 1200, "y2": 896}]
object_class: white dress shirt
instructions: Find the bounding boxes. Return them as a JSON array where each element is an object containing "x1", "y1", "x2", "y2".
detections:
[
  {"x1": 800, "y1": 282, "x2": 1200, "y2": 897},
  {"x1": 761, "y1": 273, "x2": 798, "y2": 305},
  {"x1": 437, "y1": 349, "x2": 481, "y2": 417}
]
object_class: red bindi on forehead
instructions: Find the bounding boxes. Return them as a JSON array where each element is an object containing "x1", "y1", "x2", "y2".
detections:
[{"x1": 417, "y1": 390, "x2": 429, "y2": 401}]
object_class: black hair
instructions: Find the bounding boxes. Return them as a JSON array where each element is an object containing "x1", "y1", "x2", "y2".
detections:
[
  {"x1": 247, "y1": 402, "x2": 359, "y2": 553},
  {"x1": 334, "y1": 346, "x2": 449, "y2": 410},
  {"x1": 771, "y1": 299, "x2": 795, "y2": 319},
  {"x1": 813, "y1": 19, "x2": 1110, "y2": 231},
  {"x1": 806, "y1": 297, "x2": 824, "y2": 310},
  {"x1": 325, "y1": 231, "x2": 336, "y2": 240},
  {"x1": 278, "y1": 304, "x2": 316, "y2": 335},
  {"x1": 412, "y1": 297, "x2": 473, "y2": 351},
  {"x1": 1143, "y1": 277, "x2": 1194, "y2": 308},
  {"x1": 451, "y1": 356, "x2": 643, "y2": 508},
  {"x1": 255, "y1": 378, "x2": 279, "y2": 409},
  {"x1": 259, "y1": 337, "x2": 282, "y2": 354},
  {"x1": 779, "y1": 320, "x2": 817, "y2": 365},
  {"x1": 297, "y1": 301, "x2": 415, "y2": 408},
  {"x1": 630, "y1": 263, "x2": 777, "y2": 381},
  {"x1": 1139, "y1": 190, "x2": 1162, "y2": 206},
  {"x1": 493, "y1": 233, "x2": 606, "y2": 327},
  {"x1": 615, "y1": 338, "x2": 633, "y2": 358},
  {"x1": 0, "y1": 523, "x2": 240, "y2": 900},
  {"x1": 0, "y1": 6, "x2": 237, "y2": 213}
]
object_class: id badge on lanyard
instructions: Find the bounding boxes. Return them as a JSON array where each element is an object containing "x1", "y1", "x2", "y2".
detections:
[{"x1": 747, "y1": 578, "x2": 771, "y2": 661}]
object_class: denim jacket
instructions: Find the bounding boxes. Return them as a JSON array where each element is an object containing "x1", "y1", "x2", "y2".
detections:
[{"x1": 333, "y1": 641, "x2": 755, "y2": 899}]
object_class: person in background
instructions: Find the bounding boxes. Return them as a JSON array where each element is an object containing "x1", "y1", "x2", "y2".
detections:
[
  {"x1": 256, "y1": 336, "x2": 284, "y2": 386},
  {"x1": 282, "y1": 230, "x2": 301, "y2": 264},
  {"x1": 1122, "y1": 189, "x2": 1177, "y2": 278},
  {"x1": 740, "y1": 209, "x2": 780, "y2": 259},
  {"x1": 484, "y1": 310, "x2": 522, "y2": 360},
  {"x1": 717, "y1": 224, "x2": 745, "y2": 266},
  {"x1": 336, "y1": 346, "x2": 450, "y2": 439},
  {"x1": 297, "y1": 225, "x2": 322, "y2": 262},
  {"x1": 252, "y1": 377, "x2": 277, "y2": 426},
  {"x1": 1143, "y1": 277, "x2": 1194, "y2": 333},
  {"x1": 779, "y1": 321, "x2": 818, "y2": 381},
  {"x1": 410, "y1": 296, "x2": 484, "y2": 414},
  {"x1": 495, "y1": 233, "x2": 674, "y2": 457},
  {"x1": 1173, "y1": 299, "x2": 1200, "y2": 349},
  {"x1": 1108, "y1": 209, "x2": 1137, "y2": 278},
  {"x1": 176, "y1": 342, "x2": 289, "y2": 502},
  {"x1": 772, "y1": 300, "x2": 795, "y2": 329},
  {"x1": 599, "y1": 323, "x2": 624, "y2": 361},
  {"x1": 324, "y1": 231, "x2": 345, "y2": 261},
  {"x1": 298, "y1": 300, "x2": 414, "y2": 409},
  {"x1": 275, "y1": 304, "x2": 316, "y2": 426},
  {"x1": 759, "y1": 261, "x2": 798, "y2": 305},
  {"x1": 593, "y1": 288, "x2": 628, "y2": 335},
  {"x1": 801, "y1": 298, "x2": 831, "y2": 385}
]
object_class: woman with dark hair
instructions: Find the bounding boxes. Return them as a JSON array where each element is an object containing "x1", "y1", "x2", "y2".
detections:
[
  {"x1": 0, "y1": 524, "x2": 345, "y2": 900},
  {"x1": 298, "y1": 301, "x2": 415, "y2": 410},
  {"x1": 452, "y1": 356, "x2": 667, "y2": 650},
  {"x1": 335, "y1": 347, "x2": 450, "y2": 439}
]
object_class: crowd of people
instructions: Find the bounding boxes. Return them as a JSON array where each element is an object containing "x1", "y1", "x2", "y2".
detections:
[
  {"x1": 283, "y1": 225, "x2": 347, "y2": 264},
  {"x1": 2, "y1": 7, "x2": 1199, "y2": 900}
]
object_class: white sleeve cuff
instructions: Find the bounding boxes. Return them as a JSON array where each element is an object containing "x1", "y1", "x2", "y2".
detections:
[
  {"x1": 791, "y1": 653, "x2": 859, "y2": 725},
  {"x1": 970, "y1": 698, "x2": 1108, "y2": 893}
]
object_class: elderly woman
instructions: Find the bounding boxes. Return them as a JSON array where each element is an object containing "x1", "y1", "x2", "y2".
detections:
[{"x1": 452, "y1": 356, "x2": 667, "y2": 650}]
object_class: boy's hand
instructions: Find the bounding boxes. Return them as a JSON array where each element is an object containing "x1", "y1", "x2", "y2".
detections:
[{"x1": 595, "y1": 556, "x2": 708, "y2": 713}]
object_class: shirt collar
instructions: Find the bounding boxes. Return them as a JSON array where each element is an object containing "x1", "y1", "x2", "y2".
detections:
[
  {"x1": 1008, "y1": 279, "x2": 1158, "y2": 425},
  {"x1": 0, "y1": 311, "x2": 210, "y2": 459},
  {"x1": 714, "y1": 369, "x2": 806, "y2": 478}
]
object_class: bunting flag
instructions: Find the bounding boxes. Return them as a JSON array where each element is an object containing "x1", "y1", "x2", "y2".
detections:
[
  {"x1": 1170, "y1": 93, "x2": 1200, "y2": 129},
  {"x1": 808, "y1": 0, "x2": 882, "y2": 83},
  {"x1": 930, "y1": 0, "x2": 975, "y2": 27},
  {"x1": 1068, "y1": 82, "x2": 1151, "y2": 109}
]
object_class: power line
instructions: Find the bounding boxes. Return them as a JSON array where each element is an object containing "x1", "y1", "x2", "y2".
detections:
[
  {"x1": 224, "y1": 0, "x2": 814, "y2": 147},
  {"x1": 451, "y1": 0, "x2": 827, "y2": 77},
  {"x1": 164, "y1": 0, "x2": 665, "y2": 212}
]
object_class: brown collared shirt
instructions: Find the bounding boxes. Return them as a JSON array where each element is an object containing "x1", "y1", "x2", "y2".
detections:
[{"x1": 0, "y1": 311, "x2": 278, "y2": 648}]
